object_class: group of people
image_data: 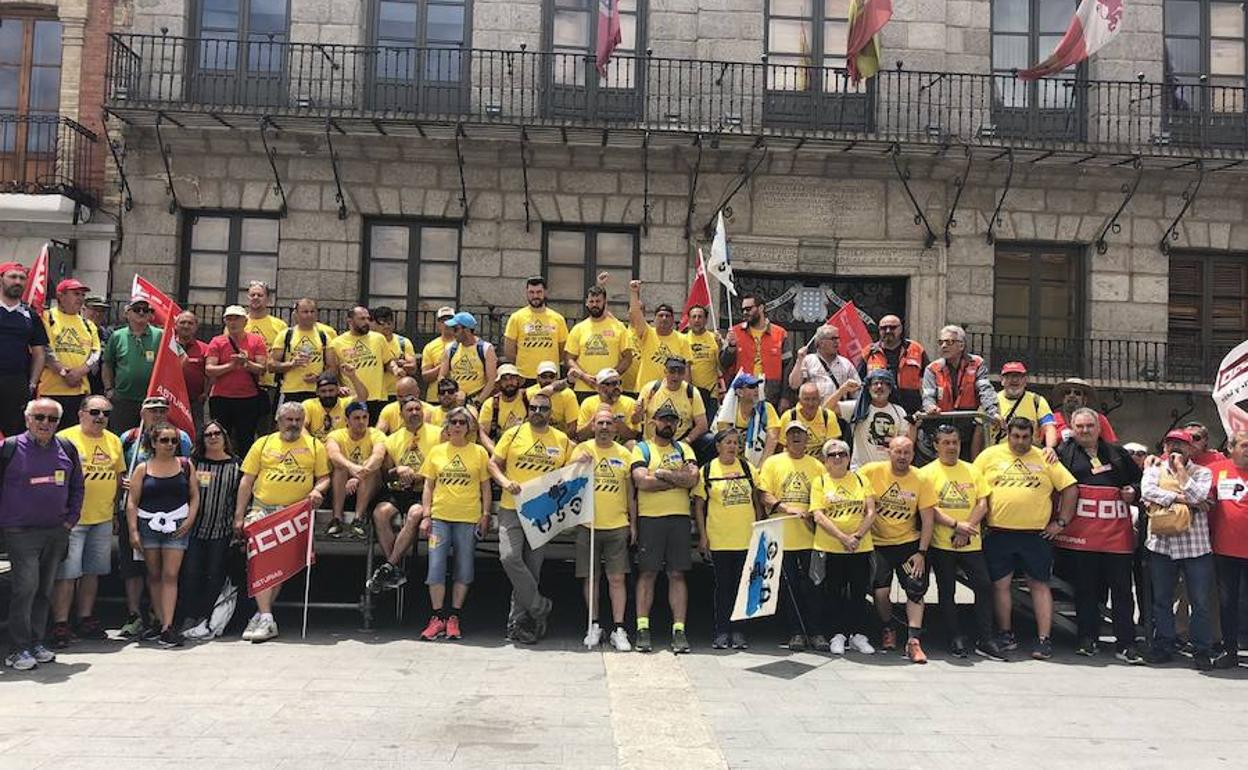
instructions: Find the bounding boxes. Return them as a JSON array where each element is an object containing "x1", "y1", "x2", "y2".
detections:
[{"x1": 2, "y1": 261, "x2": 1246, "y2": 677}]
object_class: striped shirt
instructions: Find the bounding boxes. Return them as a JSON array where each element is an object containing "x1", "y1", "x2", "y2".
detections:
[{"x1": 192, "y1": 456, "x2": 241, "y2": 541}]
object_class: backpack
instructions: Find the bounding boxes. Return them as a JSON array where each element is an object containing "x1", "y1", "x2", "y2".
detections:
[
  {"x1": 785, "y1": 406, "x2": 842, "y2": 445},
  {"x1": 642, "y1": 380, "x2": 697, "y2": 438},
  {"x1": 447, "y1": 339, "x2": 487, "y2": 364},
  {"x1": 0, "y1": 434, "x2": 78, "y2": 478},
  {"x1": 275, "y1": 327, "x2": 329, "y2": 389},
  {"x1": 701, "y1": 458, "x2": 755, "y2": 498},
  {"x1": 635, "y1": 439, "x2": 688, "y2": 467},
  {"x1": 487, "y1": 391, "x2": 529, "y2": 440}
]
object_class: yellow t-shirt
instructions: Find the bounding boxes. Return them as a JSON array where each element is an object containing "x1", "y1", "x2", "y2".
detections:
[
  {"x1": 493, "y1": 423, "x2": 571, "y2": 509},
  {"x1": 639, "y1": 380, "x2": 707, "y2": 441},
  {"x1": 576, "y1": 394, "x2": 640, "y2": 435},
  {"x1": 809, "y1": 470, "x2": 874, "y2": 554},
  {"x1": 243, "y1": 432, "x2": 330, "y2": 507},
  {"x1": 326, "y1": 427, "x2": 386, "y2": 466},
  {"x1": 479, "y1": 393, "x2": 529, "y2": 439},
  {"x1": 328, "y1": 330, "x2": 393, "y2": 402},
  {"x1": 759, "y1": 452, "x2": 823, "y2": 551},
  {"x1": 566, "y1": 317, "x2": 633, "y2": 392},
  {"x1": 244, "y1": 314, "x2": 288, "y2": 388},
  {"x1": 573, "y1": 440, "x2": 633, "y2": 530},
  {"x1": 859, "y1": 460, "x2": 938, "y2": 546},
  {"x1": 633, "y1": 322, "x2": 693, "y2": 389},
  {"x1": 382, "y1": 333, "x2": 413, "y2": 397},
  {"x1": 419, "y1": 442, "x2": 491, "y2": 523},
  {"x1": 974, "y1": 444, "x2": 1076, "y2": 530},
  {"x1": 692, "y1": 457, "x2": 757, "y2": 550},
  {"x1": 526, "y1": 383, "x2": 579, "y2": 430},
  {"x1": 421, "y1": 336, "x2": 451, "y2": 400},
  {"x1": 375, "y1": 400, "x2": 439, "y2": 434},
  {"x1": 446, "y1": 338, "x2": 489, "y2": 397},
  {"x1": 683, "y1": 330, "x2": 720, "y2": 390},
  {"x1": 920, "y1": 459, "x2": 990, "y2": 551},
  {"x1": 40, "y1": 308, "x2": 101, "y2": 396},
  {"x1": 424, "y1": 403, "x2": 447, "y2": 427},
  {"x1": 302, "y1": 397, "x2": 352, "y2": 442},
  {"x1": 630, "y1": 440, "x2": 695, "y2": 518},
  {"x1": 383, "y1": 423, "x2": 442, "y2": 490},
  {"x1": 778, "y1": 406, "x2": 842, "y2": 457},
  {"x1": 621, "y1": 328, "x2": 641, "y2": 393},
  {"x1": 58, "y1": 425, "x2": 123, "y2": 525},
  {"x1": 995, "y1": 391, "x2": 1055, "y2": 444},
  {"x1": 275, "y1": 326, "x2": 330, "y2": 394},
  {"x1": 505, "y1": 305, "x2": 569, "y2": 379},
  {"x1": 714, "y1": 401, "x2": 779, "y2": 432}
]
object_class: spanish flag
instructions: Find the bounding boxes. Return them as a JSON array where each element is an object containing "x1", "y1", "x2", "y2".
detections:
[{"x1": 846, "y1": 0, "x2": 893, "y2": 85}]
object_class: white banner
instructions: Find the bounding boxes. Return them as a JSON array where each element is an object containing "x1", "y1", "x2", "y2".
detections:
[
  {"x1": 731, "y1": 517, "x2": 786, "y2": 622},
  {"x1": 515, "y1": 462, "x2": 596, "y2": 550},
  {"x1": 1214, "y1": 340, "x2": 1248, "y2": 440}
]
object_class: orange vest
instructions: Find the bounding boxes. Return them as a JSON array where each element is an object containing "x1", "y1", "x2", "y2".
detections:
[
  {"x1": 730, "y1": 322, "x2": 787, "y2": 382},
  {"x1": 864, "y1": 340, "x2": 925, "y2": 391},
  {"x1": 928, "y1": 354, "x2": 983, "y2": 411}
]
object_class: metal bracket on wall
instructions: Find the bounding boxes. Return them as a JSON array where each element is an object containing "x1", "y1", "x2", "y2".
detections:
[
  {"x1": 258, "y1": 116, "x2": 289, "y2": 217},
  {"x1": 102, "y1": 114, "x2": 133, "y2": 212},
  {"x1": 889, "y1": 144, "x2": 937, "y2": 249},
  {"x1": 985, "y1": 147, "x2": 1015, "y2": 245},
  {"x1": 683, "y1": 135, "x2": 703, "y2": 241},
  {"x1": 1165, "y1": 392, "x2": 1196, "y2": 435},
  {"x1": 1099, "y1": 389, "x2": 1125, "y2": 416},
  {"x1": 942, "y1": 144, "x2": 973, "y2": 247},
  {"x1": 454, "y1": 125, "x2": 469, "y2": 224},
  {"x1": 520, "y1": 128, "x2": 532, "y2": 232},
  {"x1": 1160, "y1": 161, "x2": 1206, "y2": 255},
  {"x1": 700, "y1": 138, "x2": 767, "y2": 239},
  {"x1": 154, "y1": 113, "x2": 179, "y2": 214},
  {"x1": 1095, "y1": 156, "x2": 1143, "y2": 255},
  {"x1": 641, "y1": 131, "x2": 651, "y2": 236},
  {"x1": 324, "y1": 118, "x2": 347, "y2": 220}
]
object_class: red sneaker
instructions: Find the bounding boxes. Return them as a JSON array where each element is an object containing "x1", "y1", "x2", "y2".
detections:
[
  {"x1": 445, "y1": 615, "x2": 462, "y2": 640},
  {"x1": 906, "y1": 638, "x2": 928, "y2": 665},
  {"x1": 420, "y1": 615, "x2": 446, "y2": 641},
  {"x1": 881, "y1": 626, "x2": 897, "y2": 651}
]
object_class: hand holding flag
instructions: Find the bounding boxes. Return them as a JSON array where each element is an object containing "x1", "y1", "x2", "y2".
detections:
[{"x1": 21, "y1": 243, "x2": 49, "y2": 315}]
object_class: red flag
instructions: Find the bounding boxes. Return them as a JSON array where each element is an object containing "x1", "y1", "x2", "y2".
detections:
[
  {"x1": 21, "y1": 244, "x2": 48, "y2": 315},
  {"x1": 595, "y1": 0, "x2": 623, "y2": 77},
  {"x1": 244, "y1": 499, "x2": 316, "y2": 597},
  {"x1": 845, "y1": 0, "x2": 893, "y2": 84},
  {"x1": 146, "y1": 311, "x2": 196, "y2": 439},
  {"x1": 131, "y1": 274, "x2": 182, "y2": 327},
  {"x1": 680, "y1": 247, "x2": 715, "y2": 332},
  {"x1": 827, "y1": 301, "x2": 873, "y2": 366},
  {"x1": 1019, "y1": 0, "x2": 1125, "y2": 80}
]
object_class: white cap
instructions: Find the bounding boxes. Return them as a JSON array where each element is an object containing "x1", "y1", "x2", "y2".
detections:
[
  {"x1": 495, "y1": 363, "x2": 521, "y2": 381},
  {"x1": 596, "y1": 368, "x2": 621, "y2": 382},
  {"x1": 223, "y1": 305, "x2": 247, "y2": 318},
  {"x1": 537, "y1": 361, "x2": 559, "y2": 376}
]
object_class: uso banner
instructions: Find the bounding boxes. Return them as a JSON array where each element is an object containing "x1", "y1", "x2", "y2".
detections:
[
  {"x1": 732, "y1": 518, "x2": 786, "y2": 621},
  {"x1": 515, "y1": 462, "x2": 595, "y2": 550},
  {"x1": 1052, "y1": 484, "x2": 1134, "y2": 554},
  {"x1": 245, "y1": 500, "x2": 315, "y2": 597}
]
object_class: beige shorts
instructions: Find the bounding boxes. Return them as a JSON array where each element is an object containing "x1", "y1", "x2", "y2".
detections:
[
  {"x1": 575, "y1": 526, "x2": 631, "y2": 578},
  {"x1": 244, "y1": 502, "x2": 284, "y2": 526}
]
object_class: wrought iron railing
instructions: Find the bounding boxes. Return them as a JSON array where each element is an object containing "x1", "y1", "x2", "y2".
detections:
[
  {"x1": 969, "y1": 332, "x2": 1224, "y2": 388},
  {"x1": 0, "y1": 114, "x2": 100, "y2": 205},
  {"x1": 106, "y1": 34, "x2": 1248, "y2": 157}
]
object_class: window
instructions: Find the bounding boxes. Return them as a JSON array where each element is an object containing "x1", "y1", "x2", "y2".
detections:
[
  {"x1": 764, "y1": 0, "x2": 860, "y2": 93},
  {"x1": 548, "y1": 0, "x2": 641, "y2": 88},
  {"x1": 191, "y1": 0, "x2": 289, "y2": 106},
  {"x1": 181, "y1": 212, "x2": 280, "y2": 304},
  {"x1": 991, "y1": 0, "x2": 1080, "y2": 111},
  {"x1": 1165, "y1": 1, "x2": 1246, "y2": 113},
  {"x1": 1169, "y1": 253, "x2": 1248, "y2": 370},
  {"x1": 993, "y1": 245, "x2": 1083, "y2": 339},
  {"x1": 0, "y1": 15, "x2": 62, "y2": 153},
  {"x1": 541, "y1": 226, "x2": 639, "y2": 319},
  {"x1": 368, "y1": 0, "x2": 469, "y2": 111},
  {"x1": 362, "y1": 219, "x2": 461, "y2": 311}
]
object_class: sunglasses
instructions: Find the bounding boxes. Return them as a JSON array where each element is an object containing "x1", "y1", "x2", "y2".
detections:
[
  {"x1": 937, "y1": 339, "x2": 961, "y2": 345},
  {"x1": 1128, "y1": 450, "x2": 1148, "y2": 457},
  {"x1": 448, "y1": 418, "x2": 469, "y2": 426},
  {"x1": 529, "y1": 404, "x2": 552, "y2": 413},
  {"x1": 86, "y1": 408, "x2": 111, "y2": 417},
  {"x1": 156, "y1": 436, "x2": 178, "y2": 445},
  {"x1": 29, "y1": 413, "x2": 59, "y2": 423},
  {"x1": 1062, "y1": 389, "x2": 1084, "y2": 397},
  {"x1": 203, "y1": 430, "x2": 225, "y2": 438},
  {"x1": 826, "y1": 451, "x2": 849, "y2": 458},
  {"x1": 131, "y1": 307, "x2": 153, "y2": 314},
  {"x1": 600, "y1": 380, "x2": 621, "y2": 388}
]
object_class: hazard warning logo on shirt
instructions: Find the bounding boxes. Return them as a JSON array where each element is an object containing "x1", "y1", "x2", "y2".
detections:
[
  {"x1": 779, "y1": 470, "x2": 813, "y2": 504},
  {"x1": 584, "y1": 335, "x2": 611, "y2": 357},
  {"x1": 876, "y1": 482, "x2": 918, "y2": 520},
  {"x1": 439, "y1": 455, "x2": 472, "y2": 486},
  {"x1": 937, "y1": 480, "x2": 972, "y2": 509},
  {"x1": 594, "y1": 457, "x2": 623, "y2": 494},
  {"x1": 993, "y1": 459, "x2": 1044, "y2": 489},
  {"x1": 516, "y1": 440, "x2": 560, "y2": 474}
]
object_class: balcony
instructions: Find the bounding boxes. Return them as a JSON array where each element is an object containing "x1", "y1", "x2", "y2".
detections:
[
  {"x1": 0, "y1": 114, "x2": 100, "y2": 208},
  {"x1": 969, "y1": 333, "x2": 1224, "y2": 391},
  {"x1": 105, "y1": 34, "x2": 1248, "y2": 163}
]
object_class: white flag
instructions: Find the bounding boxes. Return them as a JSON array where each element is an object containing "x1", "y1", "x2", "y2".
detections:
[
  {"x1": 731, "y1": 517, "x2": 786, "y2": 621},
  {"x1": 514, "y1": 461, "x2": 596, "y2": 550},
  {"x1": 706, "y1": 210, "x2": 736, "y2": 296},
  {"x1": 1213, "y1": 340, "x2": 1248, "y2": 440}
]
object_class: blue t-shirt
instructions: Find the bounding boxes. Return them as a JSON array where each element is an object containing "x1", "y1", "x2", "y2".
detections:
[{"x1": 0, "y1": 302, "x2": 49, "y2": 376}]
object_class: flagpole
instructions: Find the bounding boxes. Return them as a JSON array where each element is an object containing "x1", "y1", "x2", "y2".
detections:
[
  {"x1": 302, "y1": 501, "x2": 314, "y2": 640},
  {"x1": 585, "y1": 522, "x2": 596, "y2": 649}
]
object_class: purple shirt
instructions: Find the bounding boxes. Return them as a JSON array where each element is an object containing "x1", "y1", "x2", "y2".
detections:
[{"x1": 0, "y1": 433, "x2": 85, "y2": 528}]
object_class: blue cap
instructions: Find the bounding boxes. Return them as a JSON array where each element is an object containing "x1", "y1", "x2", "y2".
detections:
[
  {"x1": 345, "y1": 401, "x2": 369, "y2": 417},
  {"x1": 731, "y1": 372, "x2": 763, "y2": 389},
  {"x1": 446, "y1": 311, "x2": 477, "y2": 330}
]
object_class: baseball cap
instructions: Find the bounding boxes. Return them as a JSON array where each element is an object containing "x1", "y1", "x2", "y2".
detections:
[
  {"x1": 344, "y1": 401, "x2": 369, "y2": 417},
  {"x1": 1164, "y1": 429, "x2": 1194, "y2": 445},
  {"x1": 127, "y1": 296, "x2": 152, "y2": 310},
  {"x1": 785, "y1": 421, "x2": 812, "y2": 435},
  {"x1": 654, "y1": 403, "x2": 681, "y2": 421},
  {"x1": 84, "y1": 295, "x2": 109, "y2": 308},
  {"x1": 1001, "y1": 361, "x2": 1027, "y2": 375},
  {"x1": 496, "y1": 363, "x2": 521, "y2": 381},
  {"x1": 222, "y1": 305, "x2": 248, "y2": 318},
  {"x1": 595, "y1": 368, "x2": 620, "y2": 383},
  {"x1": 665, "y1": 355, "x2": 688, "y2": 370},
  {"x1": 56, "y1": 278, "x2": 89, "y2": 293},
  {"x1": 536, "y1": 361, "x2": 559, "y2": 376},
  {"x1": 316, "y1": 372, "x2": 339, "y2": 387},
  {"x1": 731, "y1": 372, "x2": 762, "y2": 389},
  {"x1": 446, "y1": 311, "x2": 477, "y2": 330},
  {"x1": 1123, "y1": 442, "x2": 1148, "y2": 454},
  {"x1": 437, "y1": 305, "x2": 456, "y2": 320},
  {"x1": 141, "y1": 396, "x2": 169, "y2": 410}
]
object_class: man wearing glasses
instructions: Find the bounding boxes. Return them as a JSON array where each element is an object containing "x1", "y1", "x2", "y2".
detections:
[
  {"x1": 1050, "y1": 378, "x2": 1117, "y2": 444},
  {"x1": 38, "y1": 278, "x2": 101, "y2": 429},
  {"x1": 1183, "y1": 421, "x2": 1226, "y2": 467},
  {"x1": 788, "y1": 324, "x2": 860, "y2": 405},
  {"x1": 860, "y1": 314, "x2": 928, "y2": 416},
  {"x1": 574, "y1": 368, "x2": 639, "y2": 443},
  {"x1": 719, "y1": 293, "x2": 790, "y2": 407},
  {"x1": 921, "y1": 325, "x2": 999, "y2": 458},
  {"x1": 102, "y1": 296, "x2": 161, "y2": 433}
]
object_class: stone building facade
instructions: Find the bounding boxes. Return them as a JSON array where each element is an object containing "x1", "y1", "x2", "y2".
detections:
[{"x1": 103, "y1": 0, "x2": 1245, "y2": 439}]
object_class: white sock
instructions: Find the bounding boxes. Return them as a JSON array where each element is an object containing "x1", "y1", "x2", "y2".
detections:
[{"x1": 260, "y1": 613, "x2": 274, "y2": 622}]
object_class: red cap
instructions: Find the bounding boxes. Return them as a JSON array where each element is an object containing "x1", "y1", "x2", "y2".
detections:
[
  {"x1": 1001, "y1": 361, "x2": 1028, "y2": 375},
  {"x1": 1164, "y1": 429, "x2": 1194, "y2": 445},
  {"x1": 56, "y1": 278, "x2": 90, "y2": 293},
  {"x1": 0, "y1": 262, "x2": 26, "y2": 276}
]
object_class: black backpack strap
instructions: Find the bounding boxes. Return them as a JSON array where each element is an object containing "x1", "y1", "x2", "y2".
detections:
[{"x1": 0, "y1": 435, "x2": 18, "y2": 478}]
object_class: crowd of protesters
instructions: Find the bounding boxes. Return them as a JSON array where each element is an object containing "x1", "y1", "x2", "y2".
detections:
[{"x1": 2, "y1": 261, "x2": 1247, "y2": 677}]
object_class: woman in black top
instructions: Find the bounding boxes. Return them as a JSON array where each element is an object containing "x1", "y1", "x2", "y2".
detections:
[{"x1": 179, "y1": 420, "x2": 242, "y2": 640}]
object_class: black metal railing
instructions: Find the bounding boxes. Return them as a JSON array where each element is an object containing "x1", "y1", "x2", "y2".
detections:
[
  {"x1": 969, "y1": 332, "x2": 1224, "y2": 388},
  {"x1": 0, "y1": 114, "x2": 100, "y2": 205},
  {"x1": 106, "y1": 34, "x2": 1248, "y2": 156}
]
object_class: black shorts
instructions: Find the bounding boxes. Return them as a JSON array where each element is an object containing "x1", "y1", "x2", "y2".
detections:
[
  {"x1": 985, "y1": 528, "x2": 1053, "y2": 583},
  {"x1": 637, "y1": 516, "x2": 693, "y2": 573},
  {"x1": 117, "y1": 515, "x2": 146, "y2": 579},
  {"x1": 871, "y1": 541, "x2": 930, "y2": 602},
  {"x1": 379, "y1": 488, "x2": 422, "y2": 515}
]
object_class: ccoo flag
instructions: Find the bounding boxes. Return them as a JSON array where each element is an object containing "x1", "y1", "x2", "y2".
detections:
[
  {"x1": 1019, "y1": 0, "x2": 1125, "y2": 80},
  {"x1": 515, "y1": 461, "x2": 596, "y2": 549},
  {"x1": 826, "y1": 301, "x2": 874, "y2": 366},
  {"x1": 679, "y1": 247, "x2": 715, "y2": 331},
  {"x1": 146, "y1": 310, "x2": 196, "y2": 439},
  {"x1": 731, "y1": 517, "x2": 786, "y2": 621},
  {"x1": 845, "y1": 0, "x2": 893, "y2": 84},
  {"x1": 245, "y1": 499, "x2": 315, "y2": 597}
]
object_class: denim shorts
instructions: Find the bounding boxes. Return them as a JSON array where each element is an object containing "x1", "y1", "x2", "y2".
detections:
[
  {"x1": 57, "y1": 521, "x2": 113, "y2": 579},
  {"x1": 138, "y1": 506, "x2": 191, "y2": 551},
  {"x1": 426, "y1": 519, "x2": 477, "y2": 586}
]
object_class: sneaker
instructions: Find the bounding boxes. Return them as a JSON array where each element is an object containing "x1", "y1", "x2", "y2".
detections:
[
  {"x1": 1075, "y1": 638, "x2": 1098, "y2": 657},
  {"x1": 881, "y1": 626, "x2": 897, "y2": 651},
  {"x1": 31, "y1": 644, "x2": 56, "y2": 664},
  {"x1": 4, "y1": 650, "x2": 36, "y2": 671},
  {"x1": 325, "y1": 519, "x2": 344, "y2": 538},
  {"x1": 711, "y1": 633, "x2": 730, "y2": 650},
  {"x1": 1178, "y1": 639, "x2": 1196, "y2": 658},
  {"x1": 1143, "y1": 647, "x2": 1173, "y2": 665},
  {"x1": 512, "y1": 619, "x2": 538, "y2": 645},
  {"x1": 635, "y1": 628, "x2": 652, "y2": 653},
  {"x1": 609, "y1": 627, "x2": 632, "y2": 652},
  {"x1": 671, "y1": 629, "x2": 691, "y2": 654},
  {"x1": 366, "y1": 562, "x2": 406, "y2": 593},
  {"x1": 1032, "y1": 636, "x2": 1053, "y2": 661},
  {"x1": 787, "y1": 634, "x2": 807, "y2": 652},
  {"x1": 906, "y1": 638, "x2": 928, "y2": 664},
  {"x1": 157, "y1": 628, "x2": 184, "y2": 648},
  {"x1": 950, "y1": 636, "x2": 968, "y2": 659},
  {"x1": 420, "y1": 615, "x2": 446, "y2": 641},
  {"x1": 828, "y1": 634, "x2": 847, "y2": 655},
  {"x1": 445, "y1": 615, "x2": 462, "y2": 640},
  {"x1": 184, "y1": 621, "x2": 213, "y2": 641},
  {"x1": 1214, "y1": 652, "x2": 1239, "y2": 670},
  {"x1": 730, "y1": 632, "x2": 749, "y2": 650},
  {"x1": 1115, "y1": 647, "x2": 1146, "y2": 666},
  {"x1": 848, "y1": 634, "x2": 875, "y2": 655},
  {"x1": 808, "y1": 634, "x2": 828, "y2": 652},
  {"x1": 240, "y1": 613, "x2": 262, "y2": 642},
  {"x1": 350, "y1": 519, "x2": 367, "y2": 539},
  {"x1": 50, "y1": 622, "x2": 74, "y2": 649},
  {"x1": 140, "y1": 626, "x2": 162, "y2": 643},
  {"x1": 75, "y1": 616, "x2": 106, "y2": 640},
  {"x1": 583, "y1": 622, "x2": 603, "y2": 648},
  {"x1": 531, "y1": 597, "x2": 553, "y2": 640},
  {"x1": 250, "y1": 616, "x2": 278, "y2": 643},
  {"x1": 975, "y1": 640, "x2": 1009, "y2": 662},
  {"x1": 118, "y1": 612, "x2": 144, "y2": 639},
  {"x1": 1193, "y1": 652, "x2": 1215, "y2": 671},
  {"x1": 997, "y1": 630, "x2": 1018, "y2": 651}
]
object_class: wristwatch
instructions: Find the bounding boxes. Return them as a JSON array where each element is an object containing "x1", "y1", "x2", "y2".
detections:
[
  {"x1": 1055, "y1": 519, "x2": 1069, "y2": 529},
  {"x1": 916, "y1": 549, "x2": 927, "y2": 556}
]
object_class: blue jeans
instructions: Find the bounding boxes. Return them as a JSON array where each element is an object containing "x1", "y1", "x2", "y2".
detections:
[{"x1": 1150, "y1": 551, "x2": 1215, "y2": 654}]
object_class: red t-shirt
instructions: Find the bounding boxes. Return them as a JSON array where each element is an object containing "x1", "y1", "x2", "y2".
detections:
[
  {"x1": 1210, "y1": 459, "x2": 1248, "y2": 559},
  {"x1": 1053, "y1": 410, "x2": 1117, "y2": 444},
  {"x1": 206, "y1": 332, "x2": 267, "y2": 399},
  {"x1": 180, "y1": 338, "x2": 210, "y2": 402}
]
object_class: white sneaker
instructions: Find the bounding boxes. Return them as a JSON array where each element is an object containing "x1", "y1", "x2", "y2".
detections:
[
  {"x1": 31, "y1": 645, "x2": 56, "y2": 664},
  {"x1": 828, "y1": 633, "x2": 847, "y2": 655},
  {"x1": 608, "y1": 626, "x2": 632, "y2": 652},
  {"x1": 250, "y1": 617, "x2": 278, "y2": 643},
  {"x1": 583, "y1": 622, "x2": 603, "y2": 648},
  {"x1": 848, "y1": 633, "x2": 876, "y2": 654},
  {"x1": 184, "y1": 621, "x2": 213, "y2": 641},
  {"x1": 240, "y1": 613, "x2": 261, "y2": 642}
]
